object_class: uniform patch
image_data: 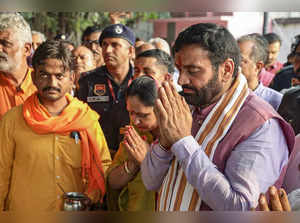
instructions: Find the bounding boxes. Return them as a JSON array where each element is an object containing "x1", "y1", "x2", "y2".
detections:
[
  {"x1": 87, "y1": 96, "x2": 109, "y2": 103},
  {"x1": 93, "y1": 84, "x2": 106, "y2": 96}
]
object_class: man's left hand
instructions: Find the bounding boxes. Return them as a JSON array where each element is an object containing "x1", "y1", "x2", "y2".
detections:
[{"x1": 154, "y1": 81, "x2": 193, "y2": 149}]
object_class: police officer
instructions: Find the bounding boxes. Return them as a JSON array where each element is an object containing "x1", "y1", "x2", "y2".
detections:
[{"x1": 78, "y1": 24, "x2": 135, "y2": 156}]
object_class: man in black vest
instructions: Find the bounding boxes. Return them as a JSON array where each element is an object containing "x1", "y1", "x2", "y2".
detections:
[{"x1": 78, "y1": 24, "x2": 135, "y2": 157}]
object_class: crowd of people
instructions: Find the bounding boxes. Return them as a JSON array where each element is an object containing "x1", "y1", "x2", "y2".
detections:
[{"x1": 0, "y1": 12, "x2": 300, "y2": 212}]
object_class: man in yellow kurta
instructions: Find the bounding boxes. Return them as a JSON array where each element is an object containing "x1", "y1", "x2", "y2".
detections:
[{"x1": 0, "y1": 40, "x2": 111, "y2": 211}]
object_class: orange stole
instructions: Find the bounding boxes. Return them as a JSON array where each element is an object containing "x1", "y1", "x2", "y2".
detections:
[{"x1": 23, "y1": 93, "x2": 107, "y2": 201}]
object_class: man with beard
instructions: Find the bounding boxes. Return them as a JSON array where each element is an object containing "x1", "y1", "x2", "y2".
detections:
[
  {"x1": 141, "y1": 23, "x2": 295, "y2": 211},
  {"x1": 78, "y1": 24, "x2": 135, "y2": 156},
  {"x1": 0, "y1": 40, "x2": 111, "y2": 211},
  {"x1": 0, "y1": 12, "x2": 36, "y2": 119},
  {"x1": 82, "y1": 26, "x2": 104, "y2": 68}
]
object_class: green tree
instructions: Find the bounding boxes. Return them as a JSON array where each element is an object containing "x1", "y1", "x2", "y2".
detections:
[{"x1": 21, "y1": 12, "x2": 170, "y2": 45}]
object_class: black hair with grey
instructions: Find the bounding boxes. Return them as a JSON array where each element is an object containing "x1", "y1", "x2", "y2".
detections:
[
  {"x1": 126, "y1": 76, "x2": 158, "y2": 107},
  {"x1": 237, "y1": 33, "x2": 269, "y2": 65},
  {"x1": 263, "y1": 32, "x2": 282, "y2": 45},
  {"x1": 32, "y1": 40, "x2": 74, "y2": 72},
  {"x1": 173, "y1": 23, "x2": 240, "y2": 77},
  {"x1": 136, "y1": 49, "x2": 175, "y2": 74}
]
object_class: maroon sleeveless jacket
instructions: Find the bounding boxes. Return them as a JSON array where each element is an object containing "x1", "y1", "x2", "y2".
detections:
[{"x1": 199, "y1": 91, "x2": 295, "y2": 210}]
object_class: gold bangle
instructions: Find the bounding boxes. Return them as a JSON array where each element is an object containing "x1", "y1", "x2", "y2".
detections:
[{"x1": 124, "y1": 161, "x2": 133, "y2": 175}]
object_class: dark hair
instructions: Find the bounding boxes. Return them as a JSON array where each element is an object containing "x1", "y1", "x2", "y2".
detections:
[
  {"x1": 61, "y1": 40, "x2": 75, "y2": 49},
  {"x1": 291, "y1": 34, "x2": 300, "y2": 54},
  {"x1": 136, "y1": 49, "x2": 175, "y2": 74},
  {"x1": 81, "y1": 25, "x2": 102, "y2": 42},
  {"x1": 173, "y1": 23, "x2": 240, "y2": 77},
  {"x1": 238, "y1": 33, "x2": 269, "y2": 64},
  {"x1": 54, "y1": 33, "x2": 70, "y2": 41},
  {"x1": 263, "y1": 33, "x2": 282, "y2": 45},
  {"x1": 32, "y1": 40, "x2": 74, "y2": 72},
  {"x1": 278, "y1": 86, "x2": 300, "y2": 134},
  {"x1": 135, "y1": 37, "x2": 143, "y2": 42},
  {"x1": 126, "y1": 76, "x2": 158, "y2": 107}
]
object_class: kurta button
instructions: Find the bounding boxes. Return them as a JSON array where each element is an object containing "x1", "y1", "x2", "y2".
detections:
[
  {"x1": 55, "y1": 136, "x2": 58, "y2": 140},
  {"x1": 56, "y1": 176, "x2": 60, "y2": 179},
  {"x1": 56, "y1": 156, "x2": 60, "y2": 160},
  {"x1": 57, "y1": 195, "x2": 60, "y2": 199}
]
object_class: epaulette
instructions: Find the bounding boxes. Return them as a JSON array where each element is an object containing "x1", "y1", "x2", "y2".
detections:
[{"x1": 78, "y1": 66, "x2": 105, "y2": 83}]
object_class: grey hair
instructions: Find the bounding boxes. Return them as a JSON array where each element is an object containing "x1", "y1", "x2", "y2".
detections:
[
  {"x1": 32, "y1": 30, "x2": 46, "y2": 42},
  {"x1": 237, "y1": 33, "x2": 268, "y2": 65},
  {"x1": 149, "y1": 37, "x2": 171, "y2": 55},
  {"x1": 0, "y1": 12, "x2": 32, "y2": 44}
]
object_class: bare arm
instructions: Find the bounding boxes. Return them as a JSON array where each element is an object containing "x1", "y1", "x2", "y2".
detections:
[
  {"x1": 108, "y1": 126, "x2": 148, "y2": 190},
  {"x1": 108, "y1": 159, "x2": 139, "y2": 190}
]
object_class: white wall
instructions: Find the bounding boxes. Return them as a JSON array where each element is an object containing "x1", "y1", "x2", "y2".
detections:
[
  {"x1": 222, "y1": 12, "x2": 264, "y2": 38},
  {"x1": 223, "y1": 12, "x2": 300, "y2": 63},
  {"x1": 272, "y1": 22, "x2": 300, "y2": 63}
]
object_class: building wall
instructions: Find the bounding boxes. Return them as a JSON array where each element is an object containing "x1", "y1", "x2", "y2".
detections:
[
  {"x1": 152, "y1": 17, "x2": 227, "y2": 45},
  {"x1": 222, "y1": 12, "x2": 264, "y2": 38},
  {"x1": 148, "y1": 12, "x2": 300, "y2": 64},
  {"x1": 272, "y1": 22, "x2": 300, "y2": 63},
  {"x1": 133, "y1": 21, "x2": 154, "y2": 42}
]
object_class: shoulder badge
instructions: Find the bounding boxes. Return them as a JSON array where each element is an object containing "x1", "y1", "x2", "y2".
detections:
[{"x1": 93, "y1": 84, "x2": 106, "y2": 96}]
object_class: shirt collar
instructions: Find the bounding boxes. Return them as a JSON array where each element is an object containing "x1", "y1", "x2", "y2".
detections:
[
  {"x1": 192, "y1": 102, "x2": 217, "y2": 118},
  {"x1": 0, "y1": 68, "x2": 33, "y2": 93},
  {"x1": 105, "y1": 63, "x2": 133, "y2": 86},
  {"x1": 253, "y1": 82, "x2": 263, "y2": 93}
]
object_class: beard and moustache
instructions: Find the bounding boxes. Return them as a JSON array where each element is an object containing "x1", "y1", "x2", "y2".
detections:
[
  {"x1": 0, "y1": 51, "x2": 22, "y2": 73},
  {"x1": 180, "y1": 71, "x2": 223, "y2": 108}
]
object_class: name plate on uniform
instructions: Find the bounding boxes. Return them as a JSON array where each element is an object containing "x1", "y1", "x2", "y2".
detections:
[{"x1": 87, "y1": 96, "x2": 109, "y2": 102}]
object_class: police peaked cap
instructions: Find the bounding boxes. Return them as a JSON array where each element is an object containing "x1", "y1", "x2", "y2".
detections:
[{"x1": 99, "y1": 24, "x2": 136, "y2": 46}]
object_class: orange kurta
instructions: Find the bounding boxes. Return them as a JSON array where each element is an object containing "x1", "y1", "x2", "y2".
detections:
[{"x1": 0, "y1": 68, "x2": 36, "y2": 119}]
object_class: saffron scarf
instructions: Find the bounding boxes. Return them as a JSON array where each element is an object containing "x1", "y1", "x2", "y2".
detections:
[{"x1": 23, "y1": 93, "x2": 107, "y2": 200}]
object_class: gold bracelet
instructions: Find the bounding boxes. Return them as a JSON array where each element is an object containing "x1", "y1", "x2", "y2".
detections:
[{"x1": 124, "y1": 161, "x2": 133, "y2": 175}]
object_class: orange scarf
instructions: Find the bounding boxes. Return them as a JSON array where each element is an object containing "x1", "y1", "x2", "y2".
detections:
[{"x1": 23, "y1": 92, "x2": 107, "y2": 200}]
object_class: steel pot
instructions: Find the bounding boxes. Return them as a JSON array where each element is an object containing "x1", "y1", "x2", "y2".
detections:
[{"x1": 63, "y1": 192, "x2": 91, "y2": 211}]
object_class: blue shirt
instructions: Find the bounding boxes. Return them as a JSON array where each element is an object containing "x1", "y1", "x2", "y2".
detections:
[{"x1": 254, "y1": 82, "x2": 282, "y2": 111}]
